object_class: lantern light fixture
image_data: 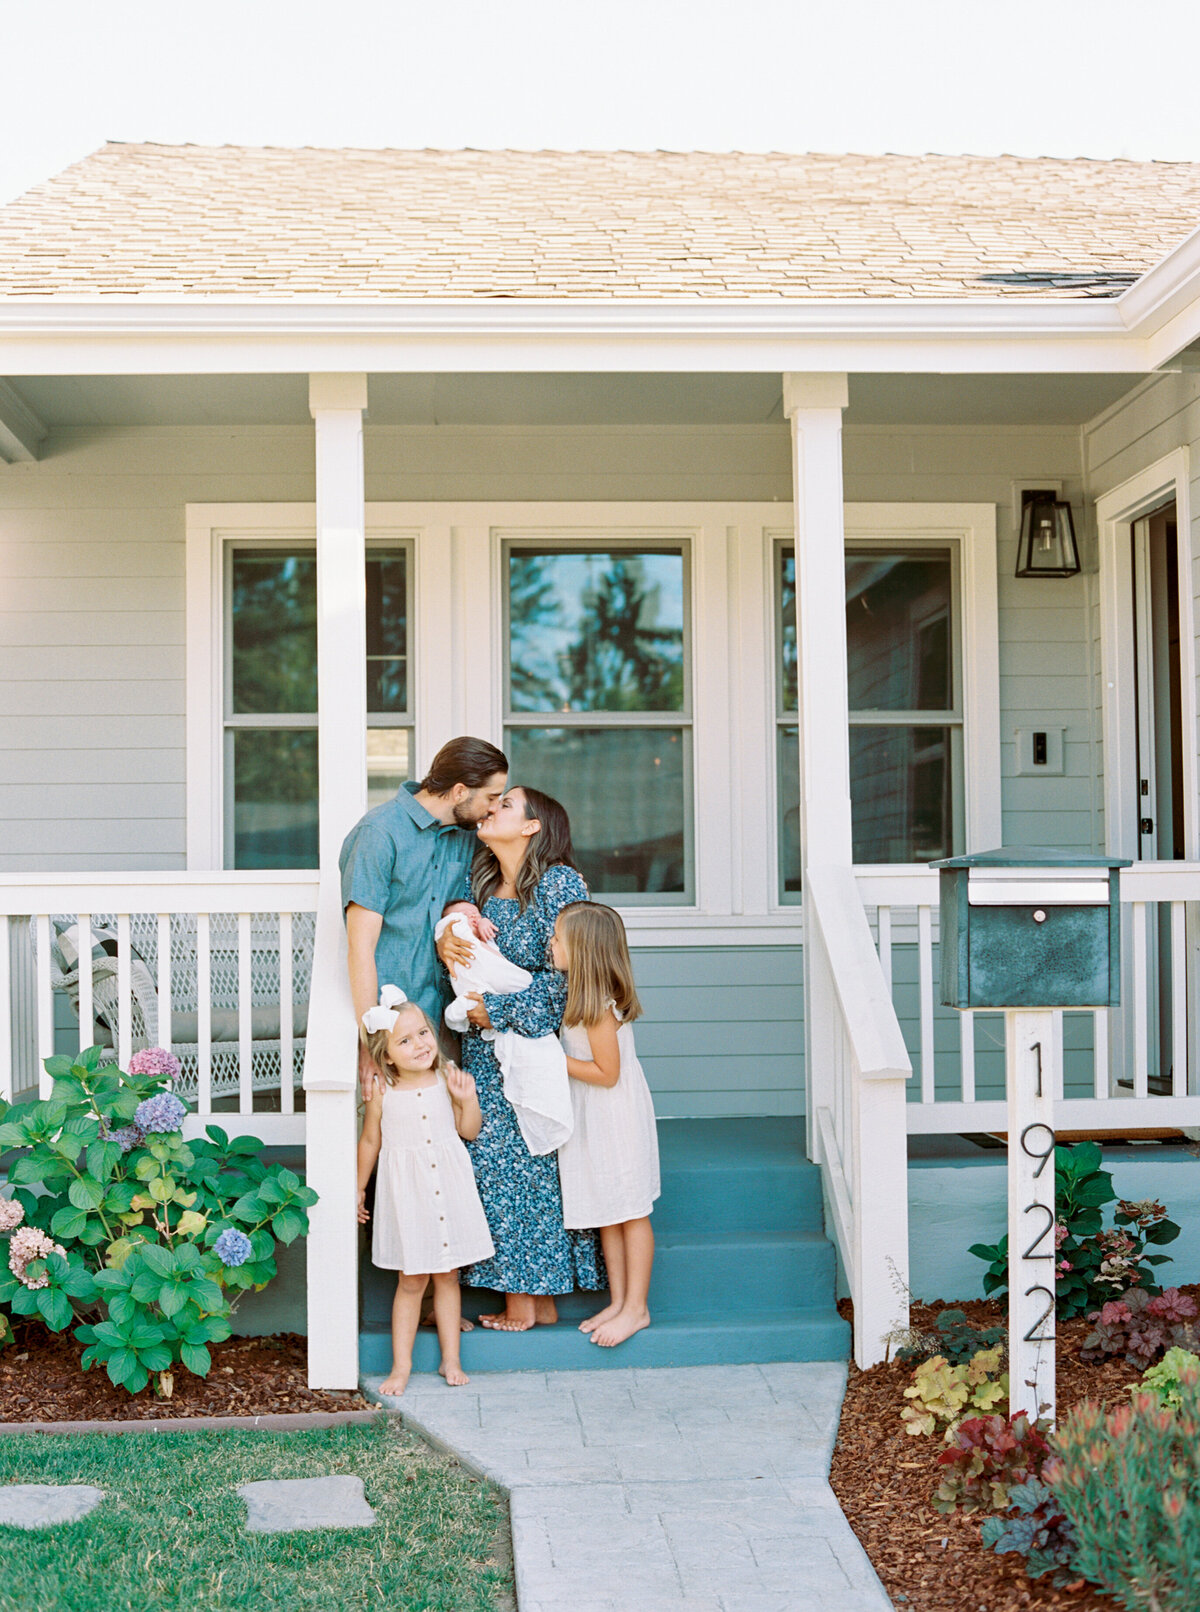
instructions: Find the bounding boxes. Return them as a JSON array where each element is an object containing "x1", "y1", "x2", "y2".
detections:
[{"x1": 1016, "y1": 489, "x2": 1080, "y2": 578}]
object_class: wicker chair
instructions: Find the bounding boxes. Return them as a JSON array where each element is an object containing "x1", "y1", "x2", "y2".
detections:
[{"x1": 43, "y1": 912, "x2": 314, "y2": 1102}]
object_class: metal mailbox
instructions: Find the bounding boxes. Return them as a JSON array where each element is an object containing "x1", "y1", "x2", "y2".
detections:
[{"x1": 932, "y1": 848, "x2": 1129, "y2": 1011}]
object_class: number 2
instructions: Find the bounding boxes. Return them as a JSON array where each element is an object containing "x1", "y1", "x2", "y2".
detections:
[
  {"x1": 1023, "y1": 1285, "x2": 1055, "y2": 1343},
  {"x1": 1022, "y1": 1201, "x2": 1055, "y2": 1261}
]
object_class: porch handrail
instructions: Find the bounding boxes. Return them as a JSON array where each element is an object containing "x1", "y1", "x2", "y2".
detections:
[
  {"x1": 806, "y1": 863, "x2": 912, "y2": 1368},
  {"x1": 0, "y1": 871, "x2": 320, "y2": 917}
]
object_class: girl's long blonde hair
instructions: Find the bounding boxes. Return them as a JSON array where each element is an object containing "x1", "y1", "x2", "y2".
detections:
[
  {"x1": 365, "y1": 1002, "x2": 448, "y2": 1088},
  {"x1": 557, "y1": 902, "x2": 642, "y2": 1029}
]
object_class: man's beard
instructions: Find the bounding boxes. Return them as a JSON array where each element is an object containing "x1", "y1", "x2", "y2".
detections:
[{"x1": 452, "y1": 799, "x2": 484, "y2": 828}]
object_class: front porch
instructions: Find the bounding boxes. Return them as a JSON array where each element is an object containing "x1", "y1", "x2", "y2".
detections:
[{"x1": 3, "y1": 365, "x2": 1200, "y2": 1382}]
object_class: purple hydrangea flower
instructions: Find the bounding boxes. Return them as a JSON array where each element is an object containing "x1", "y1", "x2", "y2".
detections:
[
  {"x1": 214, "y1": 1228, "x2": 253, "y2": 1268},
  {"x1": 133, "y1": 1091, "x2": 188, "y2": 1135},
  {"x1": 109, "y1": 1124, "x2": 145, "y2": 1153},
  {"x1": 128, "y1": 1046, "x2": 182, "y2": 1084}
]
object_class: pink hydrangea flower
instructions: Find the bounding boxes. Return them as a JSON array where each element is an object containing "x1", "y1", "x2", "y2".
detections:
[
  {"x1": 0, "y1": 1196, "x2": 24, "y2": 1233},
  {"x1": 128, "y1": 1046, "x2": 182, "y2": 1084},
  {"x1": 8, "y1": 1226, "x2": 66, "y2": 1290}
]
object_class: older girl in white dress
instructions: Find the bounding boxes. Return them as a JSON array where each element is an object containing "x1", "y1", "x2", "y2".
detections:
[
  {"x1": 551, "y1": 903, "x2": 660, "y2": 1348},
  {"x1": 356, "y1": 987, "x2": 494, "y2": 1394}
]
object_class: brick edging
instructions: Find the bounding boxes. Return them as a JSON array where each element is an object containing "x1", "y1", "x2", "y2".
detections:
[{"x1": 0, "y1": 1409, "x2": 382, "y2": 1436}]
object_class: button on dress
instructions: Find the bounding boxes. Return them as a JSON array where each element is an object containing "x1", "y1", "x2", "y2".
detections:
[{"x1": 371, "y1": 1073, "x2": 494, "y2": 1274}]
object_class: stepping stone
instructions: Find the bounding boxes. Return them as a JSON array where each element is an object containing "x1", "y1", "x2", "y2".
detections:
[
  {"x1": 0, "y1": 1484, "x2": 104, "y2": 1529},
  {"x1": 238, "y1": 1475, "x2": 376, "y2": 1535}
]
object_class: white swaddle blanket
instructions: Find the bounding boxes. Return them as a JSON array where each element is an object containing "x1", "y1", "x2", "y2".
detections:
[{"x1": 434, "y1": 915, "x2": 574, "y2": 1157}]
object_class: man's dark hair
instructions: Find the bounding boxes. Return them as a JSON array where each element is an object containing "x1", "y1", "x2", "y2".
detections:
[{"x1": 420, "y1": 736, "x2": 508, "y2": 796}]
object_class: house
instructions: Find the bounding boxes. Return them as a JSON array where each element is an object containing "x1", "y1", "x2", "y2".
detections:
[{"x1": 3, "y1": 143, "x2": 1200, "y2": 1386}]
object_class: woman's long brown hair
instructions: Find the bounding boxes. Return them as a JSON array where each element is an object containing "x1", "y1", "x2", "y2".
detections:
[
  {"x1": 472, "y1": 786, "x2": 579, "y2": 912},
  {"x1": 557, "y1": 901, "x2": 642, "y2": 1029}
]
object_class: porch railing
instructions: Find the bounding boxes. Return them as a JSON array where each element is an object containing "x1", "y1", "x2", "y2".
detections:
[
  {"x1": 855, "y1": 861, "x2": 1200, "y2": 1134},
  {"x1": 0, "y1": 873, "x2": 320, "y2": 1147},
  {"x1": 806, "y1": 865, "x2": 912, "y2": 1369}
]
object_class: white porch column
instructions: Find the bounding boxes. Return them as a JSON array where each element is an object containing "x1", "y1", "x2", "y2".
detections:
[
  {"x1": 784, "y1": 374, "x2": 853, "y2": 1162},
  {"x1": 303, "y1": 373, "x2": 368, "y2": 1390}
]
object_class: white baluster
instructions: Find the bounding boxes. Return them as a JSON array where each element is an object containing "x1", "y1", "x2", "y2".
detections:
[
  {"x1": 156, "y1": 913, "x2": 172, "y2": 1052},
  {"x1": 35, "y1": 914, "x2": 54, "y2": 1097},
  {"x1": 1093, "y1": 1009, "x2": 1110, "y2": 1099},
  {"x1": 0, "y1": 917, "x2": 11, "y2": 1103},
  {"x1": 197, "y1": 912, "x2": 212, "y2": 1114},
  {"x1": 116, "y1": 913, "x2": 132, "y2": 1066},
  {"x1": 238, "y1": 912, "x2": 252, "y2": 1114},
  {"x1": 77, "y1": 912, "x2": 94, "y2": 1055},
  {"x1": 1171, "y1": 900, "x2": 1187, "y2": 1097},
  {"x1": 279, "y1": 911, "x2": 294, "y2": 1115},
  {"x1": 960, "y1": 1009, "x2": 976, "y2": 1103},
  {"x1": 918, "y1": 904, "x2": 934, "y2": 1104},
  {"x1": 877, "y1": 906, "x2": 892, "y2": 991},
  {"x1": 1132, "y1": 901, "x2": 1149, "y2": 1100}
]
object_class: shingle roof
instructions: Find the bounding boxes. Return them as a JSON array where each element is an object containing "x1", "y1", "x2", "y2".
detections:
[{"x1": 2, "y1": 143, "x2": 1200, "y2": 300}]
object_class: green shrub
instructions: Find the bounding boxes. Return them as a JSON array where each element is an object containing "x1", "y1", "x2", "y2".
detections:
[
  {"x1": 0, "y1": 1047, "x2": 317, "y2": 1395},
  {"x1": 933, "y1": 1412, "x2": 1049, "y2": 1514},
  {"x1": 968, "y1": 1143, "x2": 1179, "y2": 1320},
  {"x1": 1138, "y1": 1347, "x2": 1200, "y2": 1411},
  {"x1": 894, "y1": 1306, "x2": 1006, "y2": 1367},
  {"x1": 1081, "y1": 1287, "x2": 1198, "y2": 1369},
  {"x1": 1047, "y1": 1367, "x2": 1200, "y2": 1610},
  {"x1": 901, "y1": 1345, "x2": 1008, "y2": 1438},
  {"x1": 980, "y1": 1476, "x2": 1078, "y2": 1584}
]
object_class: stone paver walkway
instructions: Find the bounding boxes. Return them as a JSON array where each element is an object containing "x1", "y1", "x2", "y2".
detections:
[
  {"x1": 0, "y1": 1484, "x2": 104, "y2": 1529},
  {"x1": 238, "y1": 1474, "x2": 377, "y2": 1534},
  {"x1": 364, "y1": 1362, "x2": 892, "y2": 1612}
]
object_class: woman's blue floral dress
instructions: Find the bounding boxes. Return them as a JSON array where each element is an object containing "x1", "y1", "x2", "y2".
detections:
[{"x1": 460, "y1": 862, "x2": 605, "y2": 1296}]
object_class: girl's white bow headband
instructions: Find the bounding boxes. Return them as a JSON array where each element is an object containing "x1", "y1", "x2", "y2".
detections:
[{"x1": 362, "y1": 984, "x2": 407, "y2": 1035}]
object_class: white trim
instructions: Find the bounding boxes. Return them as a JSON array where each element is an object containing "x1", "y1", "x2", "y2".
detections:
[
  {"x1": 185, "y1": 498, "x2": 1001, "y2": 937},
  {"x1": 1096, "y1": 449, "x2": 1197, "y2": 860},
  {"x1": 0, "y1": 378, "x2": 46, "y2": 463}
]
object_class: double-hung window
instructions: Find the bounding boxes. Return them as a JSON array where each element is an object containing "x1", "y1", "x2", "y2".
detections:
[
  {"x1": 776, "y1": 540, "x2": 963, "y2": 893},
  {"x1": 224, "y1": 543, "x2": 413, "y2": 868},
  {"x1": 503, "y1": 541, "x2": 692, "y2": 901}
]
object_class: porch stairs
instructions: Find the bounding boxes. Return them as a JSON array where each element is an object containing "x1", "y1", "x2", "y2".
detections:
[{"x1": 359, "y1": 1117, "x2": 850, "y2": 1374}]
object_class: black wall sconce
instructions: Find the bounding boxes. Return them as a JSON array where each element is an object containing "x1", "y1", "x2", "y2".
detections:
[{"x1": 1016, "y1": 489, "x2": 1080, "y2": 578}]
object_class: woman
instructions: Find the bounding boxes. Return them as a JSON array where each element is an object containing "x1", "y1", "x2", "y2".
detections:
[{"x1": 437, "y1": 785, "x2": 604, "y2": 1332}]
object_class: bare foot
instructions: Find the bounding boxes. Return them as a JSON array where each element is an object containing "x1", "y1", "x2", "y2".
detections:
[
  {"x1": 534, "y1": 1296, "x2": 558, "y2": 1325},
  {"x1": 590, "y1": 1308, "x2": 650, "y2": 1348},
  {"x1": 579, "y1": 1301, "x2": 621, "y2": 1335},
  {"x1": 479, "y1": 1312, "x2": 535, "y2": 1332},
  {"x1": 439, "y1": 1360, "x2": 470, "y2": 1386},
  {"x1": 379, "y1": 1363, "x2": 412, "y2": 1395}
]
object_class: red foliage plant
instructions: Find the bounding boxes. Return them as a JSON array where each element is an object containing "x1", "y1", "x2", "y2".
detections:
[
  {"x1": 1080, "y1": 1285, "x2": 1199, "y2": 1369},
  {"x1": 932, "y1": 1412, "x2": 1051, "y2": 1515}
]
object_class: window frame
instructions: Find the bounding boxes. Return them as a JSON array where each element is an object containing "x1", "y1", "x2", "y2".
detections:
[{"x1": 500, "y1": 532, "x2": 696, "y2": 906}]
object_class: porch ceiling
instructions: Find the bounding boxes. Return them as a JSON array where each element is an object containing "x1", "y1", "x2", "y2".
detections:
[{"x1": 6, "y1": 369, "x2": 1147, "y2": 429}]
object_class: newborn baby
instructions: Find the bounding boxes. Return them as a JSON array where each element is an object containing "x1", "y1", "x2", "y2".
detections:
[{"x1": 434, "y1": 913, "x2": 573, "y2": 1156}]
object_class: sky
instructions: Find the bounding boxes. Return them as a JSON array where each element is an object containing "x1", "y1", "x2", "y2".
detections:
[{"x1": 4, "y1": 0, "x2": 1200, "y2": 205}]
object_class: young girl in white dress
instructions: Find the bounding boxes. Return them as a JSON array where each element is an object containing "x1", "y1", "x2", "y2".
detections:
[
  {"x1": 356, "y1": 987, "x2": 494, "y2": 1394},
  {"x1": 550, "y1": 903, "x2": 661, "y2": 1348}
]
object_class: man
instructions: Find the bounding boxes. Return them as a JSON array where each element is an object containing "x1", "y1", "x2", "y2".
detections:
[{"x1": 340, "y1": 735, "x2": 508, "y2": 1088}]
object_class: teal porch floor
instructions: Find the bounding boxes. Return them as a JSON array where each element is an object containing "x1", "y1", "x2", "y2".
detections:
[{"x1": 359, "y1": 1117, "x2": 850, "y2": 1374}]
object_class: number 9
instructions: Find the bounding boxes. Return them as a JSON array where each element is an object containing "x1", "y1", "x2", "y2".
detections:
[{"x1": 1020, "y1": 1122, "x2": 1056, "y2": 1179}]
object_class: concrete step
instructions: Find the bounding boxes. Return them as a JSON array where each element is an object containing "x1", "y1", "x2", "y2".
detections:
[
  {"x1": 359, "y1": 1307, "x2": 850, "y2": 1374},
  {"x1": 653, "y1": 1117, "x2": 823, "y2": 1236}
]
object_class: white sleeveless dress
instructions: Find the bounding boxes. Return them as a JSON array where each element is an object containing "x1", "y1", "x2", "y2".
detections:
[
  {"x1": 557, "y1": 1010, "x2": 661, "y2": 1229},
  {"x1": 371, "y1": 1074, "x2": 494, "y2": 1274}
]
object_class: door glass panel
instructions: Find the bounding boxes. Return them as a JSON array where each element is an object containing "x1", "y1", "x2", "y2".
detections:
[
  {"x1": 508, "y1": 549, "x2": 685, "y2": 713},
  {"x1": 505, "y1": 726, "x2": 686, "y2": 893},
  {"x1": 849, "y1": 725, "x2": 952, "y2": 863}
]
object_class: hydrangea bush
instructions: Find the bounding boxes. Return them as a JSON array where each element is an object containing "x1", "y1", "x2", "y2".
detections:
[{"x1": 0, "y1": 1045, "x2": 317, "y2": 1395}]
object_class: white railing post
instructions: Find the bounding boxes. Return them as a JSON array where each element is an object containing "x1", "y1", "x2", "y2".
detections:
[
  {"x1": 784, "y1": 373, "x2": 852, "y2": 1164},
  {"x1": 304, "y1": 373, "x2": 368, "y2": 1391}
]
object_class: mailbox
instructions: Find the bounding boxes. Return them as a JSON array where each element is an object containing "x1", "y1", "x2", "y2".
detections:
[{"x1": 932, "y1": 848, "x2": 1129, "y2": 1011}]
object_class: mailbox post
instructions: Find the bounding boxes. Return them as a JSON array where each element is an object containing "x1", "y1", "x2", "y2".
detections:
[{"x1": 932, "y1": 849, "x2": 1128, "y2": 1423}]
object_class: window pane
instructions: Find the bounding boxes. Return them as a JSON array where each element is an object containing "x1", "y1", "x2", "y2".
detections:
[
  {"x1": 366, "y1": 551, "x2": 408, "y2": 713},
  {"x1": 367, "y1": 728, "x2": 412, "y2": 811},
  {"x1": 509, "y1": 549, "x2": 685, "y2": 713},
  {"x1": 849, "y1": 725, "x2": 953, "y2": 863},
  {"x1": 779, "y1": 550, "x2": 797, "y2": 712},
  {"x1": 778, "y1": 725, "x2": 801, "y2": 899},
  {"x1": 845, "y1": 552, "x2": 952, "y2": 712},
  {"x1": 231, "y1": 551, "x2": 318, "y2": 715},
  {"x1": 232, "y1": 729, "x2": 318, "y2": 868},
  {"x1": 506, "y1": 726, "x2": 687, "y2": 894}
]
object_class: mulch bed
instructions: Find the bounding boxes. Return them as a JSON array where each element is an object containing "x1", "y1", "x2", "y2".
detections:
[
  {"x1": 0, "y1": 1321, "x2": 368, "y2": 1422},
  {"x1": 829, "y1": 1291, "x2": 1200, "y2": 1612}
]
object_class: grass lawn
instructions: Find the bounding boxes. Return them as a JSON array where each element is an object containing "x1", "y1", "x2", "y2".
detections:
[{"x1": 0, "y1": 1416, "x2": 513, "y2": 1612}]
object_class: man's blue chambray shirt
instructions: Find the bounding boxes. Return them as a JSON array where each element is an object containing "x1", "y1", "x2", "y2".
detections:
[{"x1": 338, "y1": 783, "x2": 475, "y2": 1023}]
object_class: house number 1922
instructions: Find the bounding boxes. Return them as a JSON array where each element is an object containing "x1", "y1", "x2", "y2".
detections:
[{"x1": 1007, "y1": 1015, "x2": 1057, "y2": 1421}]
